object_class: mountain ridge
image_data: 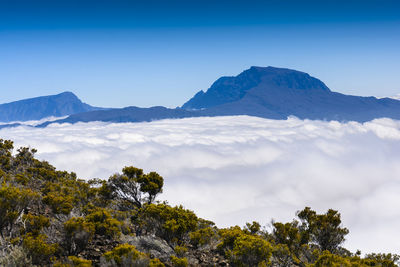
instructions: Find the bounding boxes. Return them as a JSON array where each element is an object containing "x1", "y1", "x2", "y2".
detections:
[
  {"x1": 35, "y1": 66, "x2": 400, "y2": 125},
  {"x1": 2, "y1": 66, "x2": 400, "y2": 127},
  {"x1": 0, "y1": 91, "x2": 103, "y2": 122}
]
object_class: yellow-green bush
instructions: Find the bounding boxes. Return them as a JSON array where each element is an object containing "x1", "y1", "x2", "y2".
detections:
[
  {"x1": 217, "y1": 226, "x2": 245, "y2": 252},
  {"x1": 22, "y1": 233, "x2": 58, "y2": 264},
  {"x1": 230, "y1": 234, "x2": 272, "y2": 266},
  {"x1": 15, "y1": 173, "x2": 29, "y2": 185},
  {"x1": 64, "y1": 217, "x2": 95, "y2": 253},
  {"x1": 68, "y1": 256, "x2": 92, "y2": 267},
  {"x1": 85, "y1": 208, "x2": 121, "y2": 238},
  {"x1": 22, "y1": 213, "x2": 50, "y2": 236},
  {"x1": 149, "y1": 258, "x2": 165, "y2": 267},
  {"x1": 0, "y1": 184, "x2": 38, "y2": 235},
  {"x1": 174, "y1": 245, "x2": 188, "y2": 257},
  {"x1": 170, "y1": 255, "x2": 188, "y2": 267},
  {"x1": 43, "y1": 191, "x2": 74, "y2": 214},
  {"x1": 189, "y1": 226, "x2": 215, "y2": 247},
  {"x1": 364, "y1": 253, "x2": 399, "y2": 266},
  {"x1": 102, "y1": 244, "x2": 148, "y2": 266},
  {"x1": 0, "y1": 139, "x2": 13, "y2": 171},
  {"x1": 142, "y1": 203, "x2": 198, "y2": 244}
]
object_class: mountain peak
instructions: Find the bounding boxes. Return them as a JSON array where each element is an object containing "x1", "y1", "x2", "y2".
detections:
[
  {"x1": 58, "y1": 91, "x2": 76, "y2": 96},
  {"x1": 0, "y1": 92, "x2": 100, "y2": 122},
  {"x1": 182, "y1": 66, "x2": 330, "y2": 110}
]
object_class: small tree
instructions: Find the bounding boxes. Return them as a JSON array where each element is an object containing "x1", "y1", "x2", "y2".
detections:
[
  {"x1": 0, "y1": 139, "x2": 13, "y2": 171},
  {"x1": 108, "y1": 166, "x2": 163, "y2": 208},
  {"x1": 297, "y1": 207, "x2": 349, "y2": 253}
]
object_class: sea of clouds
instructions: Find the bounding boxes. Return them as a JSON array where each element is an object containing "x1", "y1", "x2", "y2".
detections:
[{"x1": 1, "y1": 115, "x2": 400, "y2": 253}]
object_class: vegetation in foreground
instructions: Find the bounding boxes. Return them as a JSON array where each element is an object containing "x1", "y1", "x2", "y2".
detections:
[{"x1": 0, "y1": 139, "x2": 398, "y2": 266}]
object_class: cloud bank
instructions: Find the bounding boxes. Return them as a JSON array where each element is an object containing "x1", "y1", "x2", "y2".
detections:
[{"x1": 1, "y1": 116, "x2": 400, "y2": 253}]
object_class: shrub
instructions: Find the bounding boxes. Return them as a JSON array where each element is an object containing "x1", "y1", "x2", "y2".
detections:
[
  {"x1": 142, "y1": 203, "x2": 198, "y2": 244},
  {"x1": 230, "y1": 234, "x2": 272, "y2": 266},
  {"x1": 170, "y1": 255, "x2": 188, "y2": 267},
  {"x1": 102, "y1": 244, "x2": 148, "y2": 266},
  {"x1": 85, "y1": 208, "x2": 121, "y2": 238},
  {"x1": 189, "y1": 227, "x2": 215, "y2": 247},
  {"x1": 43, "y1": 191, "x2": 74, "y2": 214},
  {"x1": 68, "y1": 256, "x2": 92, "y2": 267},
  {"x1": 217, "y1": 226, "x2": 245, "y2": 252},
  {"x1": 0, "y1": 184, "x2": 38, "y2": 236},
  {"x1": 22, "y1": 213, "x2": 50, "y2": 236},
  {"x1": 174, "y1": 245, "x2": 188, "y2": 257},
  {"x1": 363, "y1": 253, "x2": 399, "y2": 267},
  {"x1": 64, "y1": 217, "x2": 95, "y2": 253},
  {"x1": 22, "y1": 233, "x2": 58, "y2": 264},
  {"x1": 149, "y1": 258, "x2": 165, "y2": 267},
  {"x1": 0, "y1": 139, "x2": 13, "y2": 170}
]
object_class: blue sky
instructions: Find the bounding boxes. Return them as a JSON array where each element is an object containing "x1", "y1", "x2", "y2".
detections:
[{"x1": 1, "y1": 0, "x2": 400, "y2": 108}]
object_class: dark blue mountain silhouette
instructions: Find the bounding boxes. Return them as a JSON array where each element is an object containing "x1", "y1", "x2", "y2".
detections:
[
  {"x1": 183, "y1": 66, "x2": 400, "y2": 122},
  {"x1": 0, "y1": 91, "x2": 101, "y2": 122},
  {"x1": 3, "y1": 66, "x2": 400, "y2": 128},
  {"x1": 38, "y1": 106, "x2": 198, "y2": 127}
]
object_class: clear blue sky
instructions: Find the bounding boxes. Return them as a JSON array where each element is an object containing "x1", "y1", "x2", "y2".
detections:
[{"x1": 1, "y1": 0, "x2": 400, "y2": 108}]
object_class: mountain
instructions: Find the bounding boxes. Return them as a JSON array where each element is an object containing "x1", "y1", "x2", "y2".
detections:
[
  {"x1": 38, "y1": 106, "x2": 197, "y2": 127},
  {"x1": 182, "y1": 66, "x2": 330, "y2": 110},
  {"x1": 17, "y1": 66, "x2": 400, "y2": 127},
  {"x1": 183, "y1": 66, "x2": 400, "y2": 122},
  {"x1": 0, "y1": 91, "x2": 101, "y2": 122}
]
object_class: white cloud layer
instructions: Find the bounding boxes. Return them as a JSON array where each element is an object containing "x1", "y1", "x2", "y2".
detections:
[{"x1": 1, "y1": 116, "x2": 400, "y2": 253}]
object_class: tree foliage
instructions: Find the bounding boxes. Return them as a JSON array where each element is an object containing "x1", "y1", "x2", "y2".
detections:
[
  {"x1": 297, "y1": 207, "x2": 349, "y2": 252},
  {"x1": 107, "y1": 166, "x2": 163, "y2": 208}
]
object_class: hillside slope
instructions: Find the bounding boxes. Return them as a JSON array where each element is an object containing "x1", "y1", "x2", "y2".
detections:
[{"x1": 0, "y1": 91, "x2": 101, "y2": 122}]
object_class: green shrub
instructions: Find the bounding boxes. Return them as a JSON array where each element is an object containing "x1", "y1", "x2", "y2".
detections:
[
  {"x1": 149, "y1": 258, "x2": 165, "y2": 267},
  {"x1": 174, "y1": 245, "x2": 188, "y2": 257},
  {"x1": 170, "y1": 255, "x2": 188, "y2": 267},
  {"x1": 142, "y1": 203, "x2": 198, "y2": 244},
  {"x1": 22, "y1": 233, "x2": 58, "y2": 264},
  {"x1": 0, "y1": 184, "x2": 38, "y2": 236},
  {"x1": 68, "y1": 256, "x2": 92, "y2": 267},
  {"x1": 364, "y1": 253, "x2": 399, "y2": 266},
  {"x1": 22, "y1": 213, "x2": 50, "y2": 236},
  {"x1": 85, "y1": 208, "x2": 121, "y2": 238},
  {"x1": 189, "y1": 226, "x2": 215, "y2": 247},
  {"x1": 230, "y1": 234, "x2": 272, "y2": 266},
  {"x1": 217, "y1": 226, "x2": 245, "y2": 252},
  {"x1": 43, "y1": 191, "x2": 74, "y2": 214},
  {"x1": 64, "y1": 217, "x2": 95, "y2": 253},
  {"x1": 102, "y1": 244, "x2": 148, "y2": 266}
]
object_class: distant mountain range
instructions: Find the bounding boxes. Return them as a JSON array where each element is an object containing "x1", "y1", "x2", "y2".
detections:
[
  {"x1": 0, "y1": 91, "x2": 101, "y2": 122},
  {"x1": 2, "y1": 66, "x2": 400, "y2": 127}
]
